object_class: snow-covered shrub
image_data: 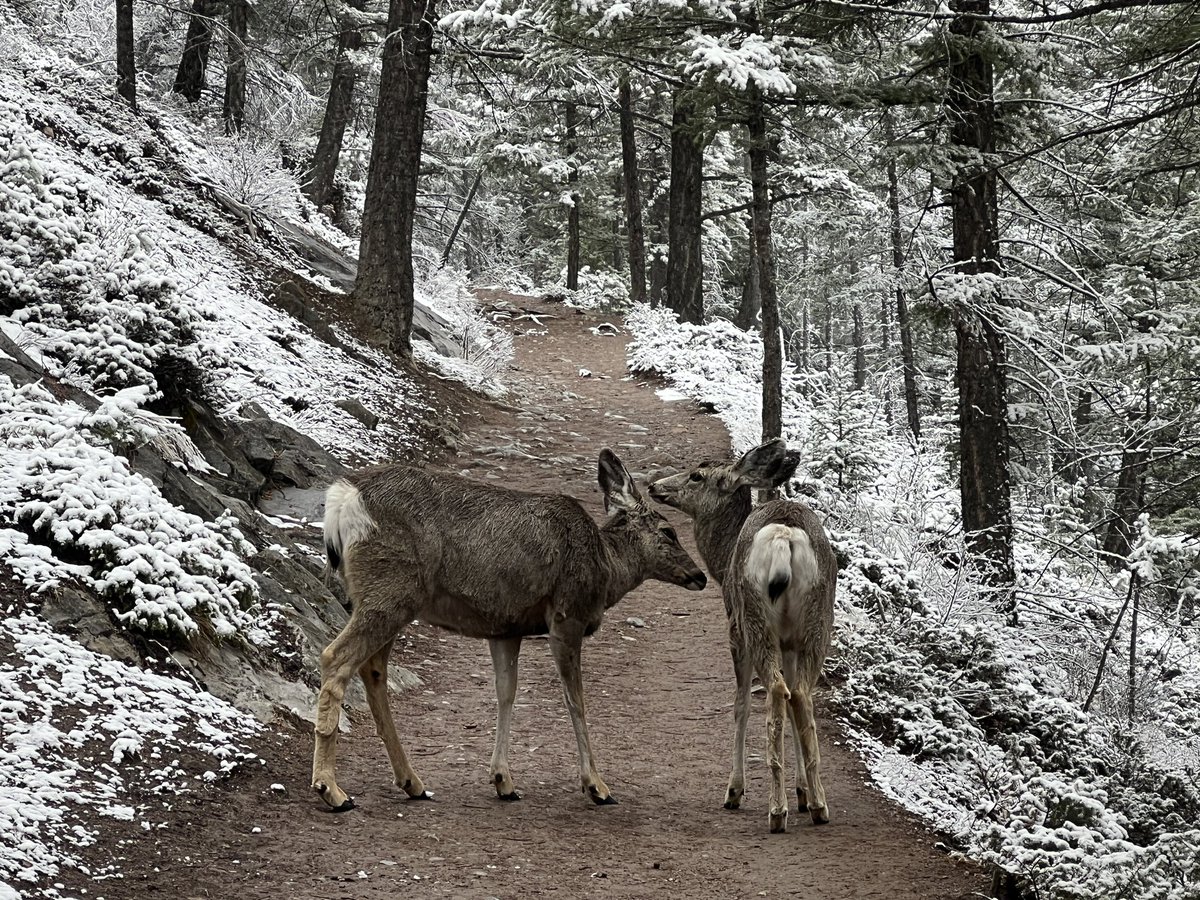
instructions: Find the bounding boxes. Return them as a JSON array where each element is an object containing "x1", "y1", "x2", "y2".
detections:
[
  {"x1": 557, "y1": 267, "x2": 631, "y2": 312},
  {"x1": 206, "y1": 135, "x2": 303, "y2": 219},
  {"x1": 1, "y1": 109, "x2": 204, "y2": 400},
  {"x1": 0, "y1": 378, "x2": 261, "y2": 643}
]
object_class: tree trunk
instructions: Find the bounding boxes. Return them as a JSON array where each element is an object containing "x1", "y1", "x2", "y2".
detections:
[
  {"x1": 886, "y1": 128, "x2": 920, "y2": 440},
  {"x1": 565, "y1": 101, "x2": 580, "y2": 291},
  {"x1": 852, "y1": 303, "x2": 867, "y2": 391},
  {"x1": 800, "y1": 306, "x2": 810, "y2": 372},
  {"x1": 948, "y1": 0, "x2": 1015, "y2": 606},
  {"x1": 222, "y1": 0, "x2": 248, "y2": 133},
  {"x1": 440, "y1": 168, "x2": 483, "y2": 268},
  {"x1": 823, "y1": 291, "x2": 833, "y2": 374},
  {"x1": 173, "y1": 0, "x2": 213, "y2": 103},
  {"x1": 736, "y1": 224, "x2": 761, "y2": 330},
  {"x1": 618, "y1": 77, "x2": 647, "y2": 306},
  {"x1": 667, "y1": 90, "x2": 704, "y2": 324},
  {"x1": 305, "y1": 0, "x2": 367, "y2": 211},
  {"x1": 1103, "y1": 426, "x2": 1148, "y2": 560},
  {"x1": 748, "y1": 84, "x2": 781, "y2": 444},
  {"x1": 352, "y1": 0, "x2": 434, "y2": 357},
  {"x1": 116, "y1": 0, "x2": 137, "y2": 110}
]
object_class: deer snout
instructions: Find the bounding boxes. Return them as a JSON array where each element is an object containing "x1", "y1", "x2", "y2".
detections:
[
  {"x1": 681, "y1": 568, "x2": 707, "y2": 591},
  {"x1": 648, "y1": 482, "x2": 671, "y2": 503}
]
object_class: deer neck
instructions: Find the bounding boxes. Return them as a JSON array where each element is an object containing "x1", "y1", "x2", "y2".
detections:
[
  {"x1": 694, "y1": 486, "x2": 752, "y2": 586},
  {"x1": 597, "y1": 524, "x2": 645, "y2": 608}
]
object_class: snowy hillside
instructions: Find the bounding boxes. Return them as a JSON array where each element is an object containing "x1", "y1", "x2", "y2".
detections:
[{"x1": 0, "y1": 9, "x2": 507, "y2": 895}]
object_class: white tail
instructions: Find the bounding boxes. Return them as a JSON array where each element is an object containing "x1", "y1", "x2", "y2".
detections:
[
  {"x1": 321, "y1": 480, "x2": 376, "y2": 573},
  {"x1": 746, "y1": 525, "x2": 818, "y2": 602}
]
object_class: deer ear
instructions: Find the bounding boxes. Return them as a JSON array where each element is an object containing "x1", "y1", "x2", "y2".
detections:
[
  {"x1": 598, "y1": 449, "x2": 642, "y2": 513},
  {"x1": 731, "y1": 439, "x2": 799, "y2": 489}
]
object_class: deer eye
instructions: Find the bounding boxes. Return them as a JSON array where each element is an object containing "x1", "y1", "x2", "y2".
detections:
[
  {"x1": 661, "y1": 527, "x2": 678, "y2": 542},
  {"x1": 689, "y1": 472, "x2": 703, "y2": 482}
]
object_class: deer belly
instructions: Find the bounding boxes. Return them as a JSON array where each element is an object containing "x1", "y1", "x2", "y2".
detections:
[{"x1": 418, "y1": 592, "x2": 552, "y2": 640}]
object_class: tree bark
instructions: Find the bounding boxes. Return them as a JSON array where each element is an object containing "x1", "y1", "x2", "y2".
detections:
[
  {"x1": 619, "y1": 77, "x2": 647, "y2": 306},
  {"x1": 948, "y1": 0, "x2": 1015, "y2": 605},
  {"x1": 305, "y1": 0, "x2": 367, "y2": 211},
  {"x1": 1103, "y1": 426, "x2": 1148, "y2": 560},
  {"x1": 886, "y1": 126, "x2": 921, "y2": 440},
  {"x1": 736, "y1": 224, "x2": 761, "y2": 330},
  {"x1": 748, "y1": 84, "x2": 781, "y2": 444},
  {"x1": 565, "y1": 101, "x2": 580, "y2": 291},
  {"x1": 116, "y1": 0, "x2": 137, "y2": 111},
  {"x1": 440, "y1": 168, "x2": 483, "y2": 268},
  {"x1": 667, "y1": 90, "x2": 704, "y2": 324},
  {"x1": 852, "y1": 303, "x2": 867, "y2": 391},
  {"x1": 352, "y1": 0, "x2": 435, "y2": 357},
  {"x1": 173, "y1": 0, "x2": 213, "y2": 103},
  {"x1": 222, "y1": 0, "x2": 248, "y2": 133}
]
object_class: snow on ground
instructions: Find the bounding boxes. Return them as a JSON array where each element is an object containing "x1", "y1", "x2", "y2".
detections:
[
  {"x1": 626, "y1": 304, "x2": 1200, "y2": 900},
  {"x1": 0, "y1": 614, "x2": 259, "y2": 893}
]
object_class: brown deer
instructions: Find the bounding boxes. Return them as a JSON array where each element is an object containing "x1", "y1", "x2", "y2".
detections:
[
  {"x1": 312, "y1": 449, "x2": 706, "y2": 811},
  {"x1": 649, "y1": 439, "x2": 836, "y2": 833}
]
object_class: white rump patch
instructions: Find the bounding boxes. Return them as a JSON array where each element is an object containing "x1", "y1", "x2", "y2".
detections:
[
  {"x1": 745, "y1": 524, "x2": 818, "y2": 599},
  {"x1": 323, "y1": 481, "x2": 376, "y2": 556}
]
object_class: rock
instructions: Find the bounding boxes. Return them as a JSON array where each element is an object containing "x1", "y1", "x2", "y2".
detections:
[
  {"x1": 41, "y1": 587, "x2": 140, "y2": 666},
  {"x1": 334, "y1": 398, "x2": 378, "y2": 430},
  {"x1": 625, "y1": 617, "x2": 646, "y2": 629}
]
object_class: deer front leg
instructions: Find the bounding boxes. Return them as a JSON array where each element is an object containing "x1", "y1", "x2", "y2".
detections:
[
  {"x1": 359, "y1": 641, "x2": 427, "y2": 800},
  {"x1": 724, "y1": 632, "x2": 753, "y2": 810},
  {"x1": 548, "y1": 625, "x2": 615, "y2": 805},
  {"x1": 488, "y1": 637, "x2": 523, "y2": 801}
]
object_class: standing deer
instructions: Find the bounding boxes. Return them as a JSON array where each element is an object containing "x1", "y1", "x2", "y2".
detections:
[
  {"x1": 649, "y1": 439, "x2": 836, "y2": 833},
  {"x1": 312, "y1": 449, "x2": 706, "y2": 811}
]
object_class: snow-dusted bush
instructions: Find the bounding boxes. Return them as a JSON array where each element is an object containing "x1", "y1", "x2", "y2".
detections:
[
  {"x1": 557, "y1": 267, "x2": 631, "y2": 312},
  {"x1": 0, "y1": 378, "x2": 260, "y2": 642},
  {"x1": 1, "y1": 109, "x2": 203, "y2": 399},
  {"x1": 205, "y1": 135, "x2": 304, "y2": 220}
]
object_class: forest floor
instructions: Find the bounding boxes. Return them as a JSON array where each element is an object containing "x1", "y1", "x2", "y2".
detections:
[{"x1": 78, "y1": 294, "x2": 989, "y2": 900}]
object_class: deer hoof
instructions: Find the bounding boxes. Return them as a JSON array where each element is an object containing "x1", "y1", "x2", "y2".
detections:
[
  {"x1": 313, "y1": 781, "x2": 353, "y2": 811},
  {"x1": 769, "y1": 809, "x2": 788, "y2": 833},
  {"x1": 498, "y1": 790, "x2": 522, "y2": 802},
  {"x1": 408, "y1": 791, "x2": 433, "y2": 802},
  {"x1": 332, "y1": 797, "x2": 356, "y2": 813},
  {"x1": 724, "y1": 788, "x2": 743, "y2": 810},
  {"x1": 587, "y1": 786, "x2": 618, "y2": 806},
  {"x1": 809, "y1": 805, "x2": 829, "y2": 825}
]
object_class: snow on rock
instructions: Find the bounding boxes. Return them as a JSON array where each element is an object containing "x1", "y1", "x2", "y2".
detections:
[{"x1": 0, "y1": 614, "x2": 259, "y2": 887}]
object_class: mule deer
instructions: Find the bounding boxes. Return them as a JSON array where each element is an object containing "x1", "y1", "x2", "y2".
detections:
[
  {"x1": 311, "y1": 449, "x2": 706, "y2": 811},
  {"x1": 649, "y1": 439, "x2": 836, "y2": 833}
]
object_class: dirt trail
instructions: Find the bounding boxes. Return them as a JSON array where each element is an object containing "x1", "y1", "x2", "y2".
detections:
[{"x1": 117, "y1": 295, "x2": 987, "y2": 900}]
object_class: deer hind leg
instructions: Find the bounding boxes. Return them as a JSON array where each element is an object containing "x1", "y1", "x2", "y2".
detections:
[
  {"x1": 359, "y1": 639, "x2": 427, "y2": 800},
  {"x1": 746, "y1": 625, "x2": 790, "y2": 833},
  {"x1": 792, "y1": 686, "x2": 829, "y2": 824},
  {"x1": 548, "y1": 624, "x2": 614, "y2": 805},
  {"x1": 783, "y1": 650, "x2": 808, "y2": 811},
  {"x1": 723, "y1": 629, "x2": 753, "y2": 811},
  {"x1": 488, "y1": 637, "x2": 523, "y2": 801}
]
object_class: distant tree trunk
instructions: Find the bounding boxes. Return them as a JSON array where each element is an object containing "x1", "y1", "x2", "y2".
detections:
[
  {"x1": 116, "y1": 0, "x2": 137, "y2": 110},
  {"x1": 667, "y1": 90, "x2": 704, "y2": 324},
  {"x1": 888, "y1": 159, "x2": 921, "y2": 441},
  {"x1": 305, "y1": 0, "x2": 366, "y2": 211},
  {"x1": 1068, "y1": 388, "x2": 1094, "y2": 482},
  {"x1": 565, "y1": 101, "x2": 580, "y2": 291},
  {"x1": 173, "y1": 0, "x2": 213, "y2": 103},
  {"x1": 949, "y1": 0, "x2": 1015, "y2": 609},
  {"x1": 1103, "y1": 426, "x2": 1149, "y2": 561},
  {"x1": 440, "y1": 168, "x2": 483, "y2": 268},
  {"x1": 222, "y1": 0, "x2": 248, "y2": 133},
  {"x1": 748, "y1": 83, "x2": 781, "y2": 444},
  {"x1": 852, "y1": 303, "x2": 867, "y2": 391},
  {"x1": 736, "y1": 225, "x2": 761, "y2": 330},
  {"x1": 352, "y1": 0, "x2": 434, "y2": 357},
  {"x1": 823, "y1": 292, "x2": 833, "y2": 374},
  {"x1": 800, "y1": 306, "x2": 810, "y2": 372},
  {"x1": 618, "y1": 77, "x2": 647, "y2": 306}
]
